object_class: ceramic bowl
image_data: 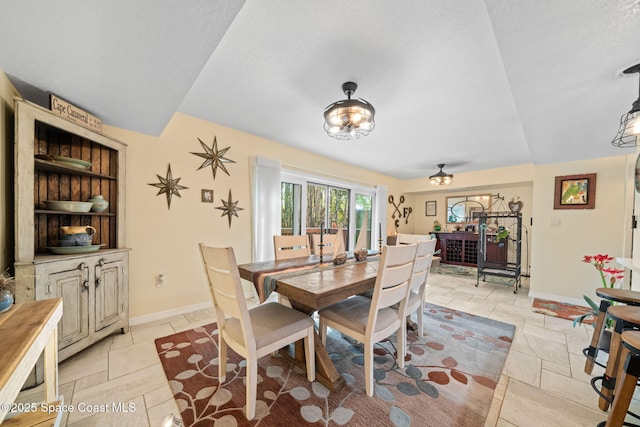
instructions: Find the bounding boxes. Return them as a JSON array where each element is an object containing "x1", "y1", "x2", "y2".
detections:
[
  {"x1": 354, "y1": 250, "x2": 368, "y2": 262},
  {"x1": 333, "y1": 253, "x2": 347, "y2": 265},
  {"x1": 59, "y1": 233, "x2": 93, "y2": 246},
  {"x1": 44, "y1": 200, "x2": 93, "y2": 212}
]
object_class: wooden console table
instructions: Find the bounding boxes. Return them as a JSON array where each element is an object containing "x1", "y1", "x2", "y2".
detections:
[{"x1": 0, "y1": 298, "x2": 62, "y2": 425}]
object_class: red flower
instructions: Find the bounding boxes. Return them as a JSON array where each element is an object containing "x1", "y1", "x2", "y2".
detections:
[{"x1": 583, "y1": 254, "x2": 624, "y2": 288}]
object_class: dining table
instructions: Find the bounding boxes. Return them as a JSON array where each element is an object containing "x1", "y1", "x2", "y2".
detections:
[{"x1": 237, "y1": 253, "x2": 380, "y2": 391}]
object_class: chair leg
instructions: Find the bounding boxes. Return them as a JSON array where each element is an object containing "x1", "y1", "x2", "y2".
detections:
[
  {"x1": 304, "y1": 327, "x2": 316, "y2": 382},
  {"x1": 364, "y1": 341, "x2": 374, "y2": 397},
  {"x1": 417, "y1": 307, "x2": 424, "y2": 337},
  {"x1": 245, "y1": 358, "x2": 257, "y2": 420},
  {"x1": 599, "y1": 320, "x2": 623, "y2": 411},
  {"x1": 218, "y1": 337, "x2": 227, "y2": 382},
  {"x1": 585, "y1": 299, "x2": 610, "y2": 374},
  {"x1": 398, "y1": 322, "x2": 406, "y2": 369},
  {"x1": 606, "y1": 345, "x2": 638, "y2": 427}
]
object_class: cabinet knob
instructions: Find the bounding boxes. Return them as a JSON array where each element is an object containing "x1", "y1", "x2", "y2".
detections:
[
  {"x1": 83, "y1": 280, "x2": 89, "y2": 290},
  {"x1": 96, "y1": 278, "x2": 102, "y2": 287},
  {"x1": 78, "y1": 262, "x2": 86, "y2": 271},
  {"x1": 46, "y1": 283, "x2": 51, "y2": 294},
  {"x1": 98, "y1": 259, "x2": 106, "y2": 267}
]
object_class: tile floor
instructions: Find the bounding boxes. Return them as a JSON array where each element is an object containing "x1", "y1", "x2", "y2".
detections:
[{"x1": 13, "y1": 272, "x2": 628, "y2": 426}]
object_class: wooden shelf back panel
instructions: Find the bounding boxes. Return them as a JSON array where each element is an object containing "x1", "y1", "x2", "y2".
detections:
[{"x1": 32, "y1": 121, "x2": 118, "y2": 254}]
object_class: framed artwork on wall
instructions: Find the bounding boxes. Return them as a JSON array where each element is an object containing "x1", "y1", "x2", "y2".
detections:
[
  {"x1": 425, "y1": 200, "x2": 437, "y2": 216},
  {"x1": 553, "y1": 173, "x2": 596, "y2": 209},
  {"x1": 201, "y1": 189, "x2": 214, "y2": 203}
]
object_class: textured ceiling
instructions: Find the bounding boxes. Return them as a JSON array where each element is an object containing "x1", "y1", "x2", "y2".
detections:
[{"x1": 1, "y1": 0, "x2": 639, "y2": 180}]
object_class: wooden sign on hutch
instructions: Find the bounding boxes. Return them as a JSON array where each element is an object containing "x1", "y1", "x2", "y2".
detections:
[{"x1": 50, "y1": 94, "x2": 103, "y2": 133}]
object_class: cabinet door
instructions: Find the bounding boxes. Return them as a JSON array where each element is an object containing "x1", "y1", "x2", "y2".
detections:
[
  {"x1": 95, "y1": 257, "x2": 125, "y2": 331},
  {"x1": 45, "y1": 268, "x2": 90, "y2": 349},
  {"x1": 463, "y1": 238, "x2": 479, "y2": 264},
  {"x1": 486, "y1": 240, "x2": 508, "y2": 267}
]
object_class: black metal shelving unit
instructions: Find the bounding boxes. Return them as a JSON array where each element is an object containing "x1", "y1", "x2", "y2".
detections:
[{"x1": 477, "y1": 212, "x2": 522, "y2": 294}]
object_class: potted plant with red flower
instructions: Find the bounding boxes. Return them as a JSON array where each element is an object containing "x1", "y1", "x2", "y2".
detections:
[{"x1": 572, "y1": 254, "x2": 625, "y2": 328}]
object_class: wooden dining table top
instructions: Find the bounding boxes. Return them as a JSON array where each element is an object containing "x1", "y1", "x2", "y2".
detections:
[
  {"x1": 237, "y1": 255, "x2": 327, "y2": 283},
  {"x1": 237, "y1": 253, "x2": 380, "y2": 391},
  {"x1": 237, "y1": 255, "x2": 379, "y2": 313}
]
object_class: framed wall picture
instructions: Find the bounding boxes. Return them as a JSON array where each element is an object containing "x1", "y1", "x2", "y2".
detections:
[
  {"x1": 553, "y1": 173, "x2": 596, "y2": 209},
  {"x1": 201, "y1": 189, "x2": 214, "y2": 203},
  {"x1": 425, "y1": 200, "x2": 437, "y2": 216}
]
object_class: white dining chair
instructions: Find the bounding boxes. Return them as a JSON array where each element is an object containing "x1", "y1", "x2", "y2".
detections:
[
  {"x1": 273, "y1": 234, "x2": 312, "y2": 260},
  {"x1": 400, "y1": 238, "x2": 437, "y2": 337},
  {"x1": 396, "y1": 233, "x2": 431, "y2": 245},
  {"x1": 199, "y1": 244, "x2": 315, "y2": 420},
  {"x1": 311, "y1": 233, "x2": 338, "y2": 255},
  {"x1": 318, "y1": 243, "x2": 417, "y2": 396}
]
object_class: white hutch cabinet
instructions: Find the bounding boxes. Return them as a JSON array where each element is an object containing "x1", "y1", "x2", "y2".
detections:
[{"x1": 13, "y1": 99, "x2": 129, "y2": 370}]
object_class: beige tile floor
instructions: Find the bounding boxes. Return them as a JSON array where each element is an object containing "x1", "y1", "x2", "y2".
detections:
[{"x1": 12, "y1": 272, "x2": 629, "y2": 426}]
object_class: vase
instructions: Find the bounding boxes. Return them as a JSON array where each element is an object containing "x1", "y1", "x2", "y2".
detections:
[
  {"x1": 88, "y1": 194, "x2": 109, "y2": 212},
  {"x1": 0, "y1": 289, "x2": 14, "y2": 313}
]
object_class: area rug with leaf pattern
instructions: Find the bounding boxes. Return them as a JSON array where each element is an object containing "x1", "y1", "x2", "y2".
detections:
[
  {"x1": 154, "y1": 304, "x2": 515, "y2": 426},
  {"x1": 531, "y1": 298, "x2": 594, "y2": 324}
]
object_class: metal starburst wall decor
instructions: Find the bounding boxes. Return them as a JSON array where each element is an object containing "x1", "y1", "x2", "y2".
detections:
[
  {"x1": 190, "y1": 136, "x2": 236, "y2": 180},
  {"x1": 216, "y1": 189, "x2": 243, "y2": 227},
  {"x1": 147, "y1": 164, "x2": 188, "y2": 210}
]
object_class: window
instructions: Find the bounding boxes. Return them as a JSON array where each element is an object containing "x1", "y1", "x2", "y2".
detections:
[
  {"x1": 281, "y1": 182, "x2": 302, "y2": 235},
  {"x1": 355, "y1": 194, "x2": 372, "y2": 249},
  {"x1": 280, "y1": 171, "x2": 376, "y2": 251}
]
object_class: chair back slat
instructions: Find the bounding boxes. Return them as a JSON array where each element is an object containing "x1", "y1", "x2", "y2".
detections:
[
  {"x1": 311, "y1": 233, "x2": 338, "y2": 255},
  {"x1": 369, "y1": 244, "x2": 417, "y2": 315},
  {"x1": 396, "y1": 233, "x2": 430, "y2": 245},
  {"x1": 274, "y1": 235, "x2": 312, "y2": 260},
  {"x1": 410, "y1": 239, "x2": 437, "y2": 292}
]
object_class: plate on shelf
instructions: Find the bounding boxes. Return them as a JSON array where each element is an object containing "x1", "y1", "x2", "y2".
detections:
[
  {"x1": 35, "y1": 154, "x2": 92, "y2": 170},
  {"x1": 46, "y1": 244, "x2": 105, "y2": 255},
  {"x1": 43, "y1": 200, "x2": 93, "y2": 212}
]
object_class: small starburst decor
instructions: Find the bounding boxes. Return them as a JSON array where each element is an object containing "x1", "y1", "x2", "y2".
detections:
[
  {"x1": 190, "y1": 136, "x2": 236, "y2": 180},
  {"x1": 216, "y1": 189, "x2": 243, "y2": 228},
  {"x1": 147, "y1": 164, "x2": 188, "y2": 210}
]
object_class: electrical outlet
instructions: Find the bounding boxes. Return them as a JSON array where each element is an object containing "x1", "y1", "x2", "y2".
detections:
[{"x1": 156, "y1": 274, "x2": 166, "y2": 288}]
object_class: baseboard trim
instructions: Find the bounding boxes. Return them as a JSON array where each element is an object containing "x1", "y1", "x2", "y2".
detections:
[
  {"x1": 129, "y1": 300, "x2": 214, "y2": 326},
  {"x1": 528, "y1": 291, "x2": 589, "y2": 308}
]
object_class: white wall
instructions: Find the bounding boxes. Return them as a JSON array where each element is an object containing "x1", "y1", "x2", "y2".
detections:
[{"x1": 529, "y1": 155, "x2": 634, "y2": 304}]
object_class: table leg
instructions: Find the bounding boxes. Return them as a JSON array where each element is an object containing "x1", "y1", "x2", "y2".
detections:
[
  {"x1": 43, "y1": 325, "x2": 58, "y2": 403},
  {"x1": 282, "y1": 301, "x2": 346, "y2": 391}
]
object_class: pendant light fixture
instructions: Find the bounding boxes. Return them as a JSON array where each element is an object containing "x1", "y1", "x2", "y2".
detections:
[
  {"x1": 323, "y1": 82, "x2": 375, "y2": 140},
  {"x1": 612, "y1": 63, "x2": 640, "y2": 148},
  {"x1": 429, "y1": 164, "x2": 453, "y2": 185}
]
